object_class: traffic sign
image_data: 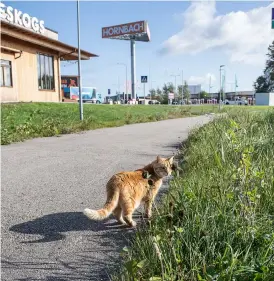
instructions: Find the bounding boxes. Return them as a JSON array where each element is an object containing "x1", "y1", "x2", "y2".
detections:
[
  {"x1": 272, "y1": 8, "x2": 274, "y2": 29},
  {"x1": 141, "y1": 76, "x2": 148, "y2": 83},
  {"x1": 168, "y1": 93, "x2": 175, "y2": 99}
]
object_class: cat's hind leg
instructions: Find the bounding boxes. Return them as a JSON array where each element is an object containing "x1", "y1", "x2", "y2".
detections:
[
  {"x1": 144, "y1": 199, "x2": 153, "y2": 219},
  {"x1": 113, "y1": 206, "x2": 126, "y2": 225},
  {"x1": 122, "y1": 203, "x2": 137, "y2": 227}
]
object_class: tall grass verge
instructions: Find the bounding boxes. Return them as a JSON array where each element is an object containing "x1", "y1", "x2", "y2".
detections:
[{"x1": 113, "y1": 109, "x2": 274, "y2": 281}]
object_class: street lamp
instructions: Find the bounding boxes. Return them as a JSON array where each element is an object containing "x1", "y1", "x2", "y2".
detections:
[
  {"x1": 150, "y1": 80, "x2": 156, "y2": 100},
  {"x1": 117, "y1": 63, "x2": 128, "y2": 101},
  {"x1": 170, "y1": 74, "x2": 180, "y2": 104},
  {"x1": 181, "y1": 69, "x2": 184, "y2": 105},
  {"x1": 219, "y1": 65, "x2": 225, "y2": 110},
  {"x1": 170, "y1": 74, "x2": 180, "y2": 93},
  {"x1": 209, "y1": 75, "x2": 214, "y2": 98},
  {"x1": 77, "y1": 0, "x2": 83, "y2": 120}
]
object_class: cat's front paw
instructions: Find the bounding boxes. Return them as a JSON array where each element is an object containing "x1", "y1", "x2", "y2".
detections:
[
  {"x1": 130, "y1": 221, "x2": 137, "y2": 228},
  {"x1": 145, "y1": 212, "x2": 152, "y2": 219}
]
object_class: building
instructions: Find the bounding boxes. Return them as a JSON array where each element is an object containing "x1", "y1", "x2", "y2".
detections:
[
  {"x1": 255, "y1": 92, "x2": 274, "y2": 106},
  {"x1": 209, "y1": 90, "x2": 255, "y2": 100},
  {"x1": 225, "y1": 90, "x2": 255, "y2": 100},
  {"x1": 0, "y1": 3, "x2": 98, "y2": 103},
  {"x1": 188, "y1": 84, "x2": 201, "y2": 99}
]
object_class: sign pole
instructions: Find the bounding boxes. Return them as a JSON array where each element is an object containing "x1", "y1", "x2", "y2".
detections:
[
  {"x1": 126, "y1": 65, "x2": 128, "y2": 102},
  {"x1": 219, "y1": 65, "x2": 225, "y2": 111},
  {"x1": 181, "y1": 70, "x2": 183, "y2": 105},
  {"x1": 143, "y1": 83, "x2": 145, "y2": 102},
  {"x1": 77, "y1": 0, "x2": 83, "y2": 120},
  {"x1": 131, "y1": 39, "x2": 136, "y2": 100}
]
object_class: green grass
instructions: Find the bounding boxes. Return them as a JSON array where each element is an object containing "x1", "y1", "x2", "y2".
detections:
[
  {"x1": 1, "y1": 103, "x2": 221, "y2": 145},
  {"x1": 113, "y1": 108, "x2": 274, "y2": 281}
]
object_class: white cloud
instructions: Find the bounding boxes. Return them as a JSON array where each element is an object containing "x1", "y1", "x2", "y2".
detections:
[
  {"x1": 188, "y1": 73, "x2": 216, "y2": 85},
  {"x1": 159, "y1": 1, "x2": 274, "y2": 66}
]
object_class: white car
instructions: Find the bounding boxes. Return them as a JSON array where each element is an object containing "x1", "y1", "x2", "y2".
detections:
[{"x1": 225, "y1": 99, "x2": 248, "y2": 105}]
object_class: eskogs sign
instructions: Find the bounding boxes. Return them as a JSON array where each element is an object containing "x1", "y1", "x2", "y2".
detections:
[{"x1": 0, "y1": 3, "x2": 45, "y2": 34}]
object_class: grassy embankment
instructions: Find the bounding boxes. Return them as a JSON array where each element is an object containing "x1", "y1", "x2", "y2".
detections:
[
  {"x1": 113, "y1": 108, "x2": 274, "y2": 281},
  {"x1": 1, "y1": 103, "x2": 221, "y2": 145}
]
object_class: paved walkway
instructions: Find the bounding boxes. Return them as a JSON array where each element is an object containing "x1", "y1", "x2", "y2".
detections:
[{"x1": 1, "y1": 115, "x2": 212, "y2": 280}]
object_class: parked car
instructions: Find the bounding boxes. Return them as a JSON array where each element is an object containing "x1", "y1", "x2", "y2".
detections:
[{"x1": 225, "y1": 98, "x2": 248, "y2": 105}]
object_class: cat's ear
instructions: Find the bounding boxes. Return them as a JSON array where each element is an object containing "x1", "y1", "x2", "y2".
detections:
[
  {"x1": 156, "y1": 155, "x2": 162, "y2": 163},
  {"x1": 168, "y1": 156, "x2": 174, "y2": 163}
]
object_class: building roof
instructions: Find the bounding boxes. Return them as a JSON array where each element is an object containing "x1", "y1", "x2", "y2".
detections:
[{"x1": 0, "y1": 20, "x2": 98, "y2": 60}]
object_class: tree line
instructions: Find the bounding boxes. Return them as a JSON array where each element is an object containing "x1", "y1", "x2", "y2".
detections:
[
  {"x1": 148, "y1": 81, "x2": 209, "y2": 104},
  {"x1": 254, "y1": 40, "x2": 274, "y2": 93}
]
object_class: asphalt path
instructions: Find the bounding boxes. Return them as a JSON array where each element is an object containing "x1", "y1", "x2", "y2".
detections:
[{"x1": 1, "y1": 115, "x2": 213, "y2": 281}]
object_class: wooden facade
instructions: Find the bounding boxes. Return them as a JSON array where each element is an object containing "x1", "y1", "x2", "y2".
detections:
[{"x1": 0, "y1": 21, "x2": 98, "y2": 103}]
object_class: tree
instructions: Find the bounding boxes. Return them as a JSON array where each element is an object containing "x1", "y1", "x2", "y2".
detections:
[
  {"x1": 183, "y1": 81, "x2": 190, "y2": 101},
  {"x1": 149, "y1": 88, "x2": 156, "y2": 99},
  {"x1": 254, "y1": 40, "x2": 274, "y2": 93},
  {"x1": 162, "y1": 83, "x2": 175, "y2": 104},
  {"x1": 155, "y1": 88, "x2": 163, "y2": 103},
  {"x1": 265, "y1": 40, "x2": 274, "y2": 91},
  {"x1": 199, "y1": 90, "x2": 208, "y2": 99},
  {"x1": 254, "y1": 76, "x2": 270, "y2": 93},
  {"x1": 177, "y1": 85, "x2": 183, "y2": 102},
  {"x1": 156, "y1": 88, "x2": 162, "y2": 96}
]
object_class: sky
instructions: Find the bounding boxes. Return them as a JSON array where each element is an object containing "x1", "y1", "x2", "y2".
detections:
[{"x1": 4, "y1": 0, "x2": 274, "y2": 98}]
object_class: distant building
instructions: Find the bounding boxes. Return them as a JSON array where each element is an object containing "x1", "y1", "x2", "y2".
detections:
[
  {"x1": 209, "y1": 90, "x2": 255, "y2": 100},
  {"x1": 187, "y1": 84, "x2": 201, "y2": 98},
  {"x1": 225, "y1": 91, "x2": 255, "y2": 100},
  {"x1": 255, "y1": 92, "x2": 274, "y2": 106}
]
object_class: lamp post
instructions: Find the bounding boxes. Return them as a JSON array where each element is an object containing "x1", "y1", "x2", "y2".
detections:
[
  {"x1": 117, "y1": 63, "x2": 128, "y2": 102},
  {"x1": 181, "y1": 69, "x2": 184, "y2": 105},
  {"x1": 219, "y1": 65, "x2": 225, "y2": 110},
  {"x1": 209, "y1": 75, "x2": 214, "y2": 99},
  {"x1": 150, "y1": 80, "x2": 156, "y2": 100},
  {"x1": 77, "y1": 0, "x2": 83, "y2": 120},
  {"x1": 170, "y1": 73, "x2": 180, "y2": 103}
]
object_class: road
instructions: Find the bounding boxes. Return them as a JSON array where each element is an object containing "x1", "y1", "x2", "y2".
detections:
[{"x1": 1, "y1": 115, "x2": 213, "y2": 281}]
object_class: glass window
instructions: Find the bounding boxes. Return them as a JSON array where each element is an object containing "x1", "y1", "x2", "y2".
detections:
[
  {"x1": 37, "y1": 53, "x2": 55, "y2": 90},
  {"x1": 0, "y1": 60, "x2": 12, "y2": 87}
]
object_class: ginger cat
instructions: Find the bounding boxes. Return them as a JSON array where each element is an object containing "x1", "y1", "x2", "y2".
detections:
[{"x1": 83, "y1": 155, "x2": 174, "y2": 227}]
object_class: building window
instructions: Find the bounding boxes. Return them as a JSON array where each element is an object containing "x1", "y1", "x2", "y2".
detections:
[
  {"x1": 37, "y1": 53, "x2": 55, "y2": 90},
  {"x1": 0, "y1": 60, "x2": 12, "y2": 87}
]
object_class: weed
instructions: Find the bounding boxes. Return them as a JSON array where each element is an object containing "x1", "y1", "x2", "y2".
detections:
[{"x1": 113, "y1": 108, "x2": 274, "y2": 281}]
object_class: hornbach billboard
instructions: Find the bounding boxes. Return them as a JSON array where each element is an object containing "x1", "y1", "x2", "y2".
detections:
[
  {"x1": 272, "y1": 8, "x2": 274, "y2": 29},
  {"x1": 102, "y1": 21, "x2": 150, "y2": 42}
]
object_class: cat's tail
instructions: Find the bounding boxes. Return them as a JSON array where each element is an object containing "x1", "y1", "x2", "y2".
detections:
[{"x1": 83, "y1": 189, "x2": 119, "y2": 221}]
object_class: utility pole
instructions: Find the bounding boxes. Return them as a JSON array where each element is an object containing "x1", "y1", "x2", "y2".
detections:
[
  {"x1": 77, "y1": 0, "x2": 83, "y2": 120},
  {"x1": 117, "y1": 63, "x2": 128, "y2": 102},
  {"x1": 130, "y1": 39, "x2": 136, "y2": 100},
  {"x1": 118, "y1": 76, "x2": 120, "y2": 101},
  {"x1": 143, "y1": 82, "x2": 146, "y2": 102},
  {"x1": 223, "y1": 70, "x2": 226, "y2": 102},
  {"x1": 149, "y1": 65, "x2": 152, "y2": 101},
  {"x1": 181, "y1": 69, "x2": 184, "y2": 105},
  {"x1": 170, "y1": 73, "x2": 180, "y2": 102},
  {"x1": 209, "y1": 75, "x2": 214, "y2": 99},
  {"x1": 219, "y1": 65, "x2": 225, "y2": 110},
  {"x1": 234, "y1": 74, "x2": 238, "y2": 103}
]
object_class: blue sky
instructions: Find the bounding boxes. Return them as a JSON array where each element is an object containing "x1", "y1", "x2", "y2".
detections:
[{"x1": 4, "y1": 1, "x2": 274, "y2": 98}]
